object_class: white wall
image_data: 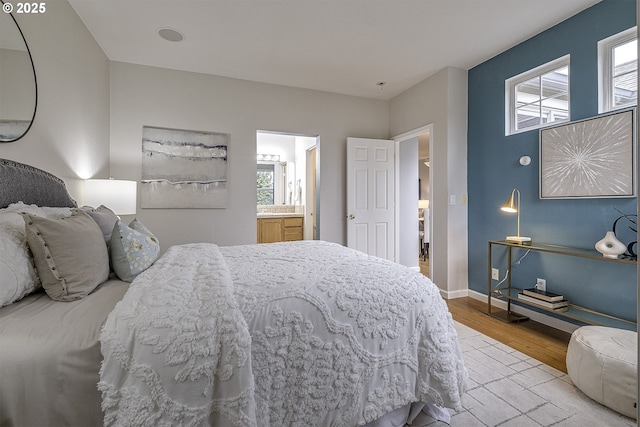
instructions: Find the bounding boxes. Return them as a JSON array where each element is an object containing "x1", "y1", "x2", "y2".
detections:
[
  {"x1": 109, "y1": 62, "x2": 388, "y2": 250},
  {"x1": 389, "y1": 67, "x2": 468, "y2": 296},
  {"x1": 0, "y1": 0, "x2": 110, "y2": 199},
  {"x1": 257, "y1": 133, "x2": 296, "y2": 163},
  {"x1": 446, "y1": 67, "x2": 469, "y2": 297}
]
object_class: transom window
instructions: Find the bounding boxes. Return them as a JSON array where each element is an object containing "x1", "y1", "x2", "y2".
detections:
[
  {"x1": 506, "y1": 55, "x2": 570, "y2": 135},
  {"x1": 598, "y1": 27, "x2": 637, "y2": 113}
]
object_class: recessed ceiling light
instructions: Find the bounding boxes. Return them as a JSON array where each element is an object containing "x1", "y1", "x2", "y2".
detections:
[{"x1": 158, "y1": 27, "x2": 185, "y2": 42}]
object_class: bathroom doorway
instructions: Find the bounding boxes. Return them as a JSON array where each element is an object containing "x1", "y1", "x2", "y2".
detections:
[{"x1": 256, "y1": 130, "x2": 319, "y2": 243}]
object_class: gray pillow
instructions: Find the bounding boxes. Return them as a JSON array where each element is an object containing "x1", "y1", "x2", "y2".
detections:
[
  {"x1": 22, "y1": 210, "x2": 110, "y2": 301},
  {"x1": 79, "y1": 205, "x2": 119, "y2": 242}
]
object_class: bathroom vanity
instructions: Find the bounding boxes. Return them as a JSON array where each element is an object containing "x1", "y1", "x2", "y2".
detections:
[{"x1": 257, "y1": 214, "x2": 304, "y2": 243}]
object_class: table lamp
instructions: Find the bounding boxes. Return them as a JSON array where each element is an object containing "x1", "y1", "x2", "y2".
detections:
[
  {"x1": 84, "y1": 178, "x2": 137, "y2": 215},
  {"x1": 501, "y1": 188, "x2": 531, "y2": 244}
]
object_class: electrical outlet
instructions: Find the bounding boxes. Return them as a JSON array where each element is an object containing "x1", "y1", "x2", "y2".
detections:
[
  {"x1": 492, "y1": 268, "x2": 499, "y2": 281},
  {"x1": 536, "y1": 278, "x2": 546, "y2": 292}
]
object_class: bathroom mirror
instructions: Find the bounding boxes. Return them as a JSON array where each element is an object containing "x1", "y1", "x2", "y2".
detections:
[
  {"x1": 257, "y1": 160, "x2": 295, "y2": 205},
  {"x1": 0, "y1": 3, "x2": 37, "y2": 142}
]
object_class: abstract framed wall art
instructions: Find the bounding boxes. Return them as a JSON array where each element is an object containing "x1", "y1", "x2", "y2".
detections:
[
  {"x1": 539, "y1": 108, "x2": 636, "y2": 199},
  {"x1": 141, "y1": 126, "x2": 229, "y2": 208}
]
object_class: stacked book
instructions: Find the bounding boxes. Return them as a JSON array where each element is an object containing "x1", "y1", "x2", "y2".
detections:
[{"x1": 518, "y1": 288, "x2": 569, "y2": 312}]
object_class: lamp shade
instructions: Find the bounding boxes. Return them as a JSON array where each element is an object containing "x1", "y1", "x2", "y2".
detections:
[
  {"x1": 500, "y1": 191, "x2": 518, "y2": 213},
  {"x1": 84, "y1": 179, "x2": 137, "y2": 215}
]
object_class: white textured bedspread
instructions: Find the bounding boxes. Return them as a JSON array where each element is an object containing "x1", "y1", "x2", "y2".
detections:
[{"x1": 99, "y1": 241, "x2": 467, "y2": 426}]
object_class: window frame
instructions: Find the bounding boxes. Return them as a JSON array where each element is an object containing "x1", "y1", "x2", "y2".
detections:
[
  {"x1": 598, "y1": 27, "x2": 637, "y2": 114},
  {"x1": 505, "y1": 55, "x2": 570, "y2": 136},
  {"x1": 256, "y1": 163, "x2": 275, "y2": 205}
]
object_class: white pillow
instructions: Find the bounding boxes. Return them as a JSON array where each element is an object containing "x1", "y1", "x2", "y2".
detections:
[
  {"x1": 0, "y1": 212, "x2": 40, "y2": 307},
  {"x1": 0, "y1": 204, "x2": 73, "y2": 307},
  {"x1": 5, "y1": 202, "x2": 73, "y2": 218}
]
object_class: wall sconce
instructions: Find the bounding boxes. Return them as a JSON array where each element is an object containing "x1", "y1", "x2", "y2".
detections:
[
  {"x1": 500, "y1": 188, "x2": 531, "y2": 245},
  {"x1": 84, "y1": 178, "x2": 137, "y2": 215}
]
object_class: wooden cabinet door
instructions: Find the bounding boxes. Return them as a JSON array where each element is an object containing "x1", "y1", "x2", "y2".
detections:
[{"x1": 259, "y1": 218, "x2": 283, "y2": 243}]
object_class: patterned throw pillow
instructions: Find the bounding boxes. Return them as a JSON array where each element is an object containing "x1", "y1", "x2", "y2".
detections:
[{"x1": 110, "y1": 219, "x2": 160, "y2": 282}]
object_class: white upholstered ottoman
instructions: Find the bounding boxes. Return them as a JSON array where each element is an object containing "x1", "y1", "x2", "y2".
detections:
[{"x1": 566, "y1": 326, "x2": 637, "y2": 419}]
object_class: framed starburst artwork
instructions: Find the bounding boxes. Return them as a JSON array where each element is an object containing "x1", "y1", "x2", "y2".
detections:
[{"x1": 539, "y1": 108, "x2": 636, "y2": 199}]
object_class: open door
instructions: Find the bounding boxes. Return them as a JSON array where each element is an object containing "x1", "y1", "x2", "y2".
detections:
[
  {"x1": 305, "y1": 146, "x2": 317, "y2": 239},
  {"x1": 346, "y1": 137, "x2": 395, "y2": 260}
]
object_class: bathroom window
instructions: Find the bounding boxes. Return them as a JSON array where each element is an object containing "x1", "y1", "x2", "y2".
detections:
[
  {"x1": 257, "y1": 164, "x2": 275, "y2": 205},
  {"x1": 506, "y1": 55, "x2": 570, "y2": 135},
  {"x1": 598, "y1": 27, "x2": 637, "y2": 113}
]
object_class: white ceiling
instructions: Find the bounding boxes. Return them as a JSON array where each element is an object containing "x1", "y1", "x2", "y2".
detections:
[{"x1": 68, "y1": 0, "x2": 601, "y2": 100}]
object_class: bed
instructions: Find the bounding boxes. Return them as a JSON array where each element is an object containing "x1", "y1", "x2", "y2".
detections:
[{"x1": 0, "y1": 158, "x2": 467, "y2": 426}]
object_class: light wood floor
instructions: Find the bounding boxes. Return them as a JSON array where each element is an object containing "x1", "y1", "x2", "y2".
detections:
[
  {"x1": 445, "y1": 297, "x2": 571, "y2": 373},
  {"x1": 419, "y1": 257, "x2": 430, "y2": 277},
  {"x1": 419, "y1": 254, "x2": 570, "y2": 372}
]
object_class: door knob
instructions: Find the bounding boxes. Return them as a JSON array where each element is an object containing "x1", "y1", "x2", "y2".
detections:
[{"x1": 347, "y1": 214, "x2": 355, "y2": 220}]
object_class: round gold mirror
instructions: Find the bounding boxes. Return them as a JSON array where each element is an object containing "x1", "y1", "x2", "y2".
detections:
[{"x1": 0, "y1": 1, "x2": 37, "y2": 143}]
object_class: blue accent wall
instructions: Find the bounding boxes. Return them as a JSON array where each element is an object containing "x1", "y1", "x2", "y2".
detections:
[{"x1": 467, "y1": 0, "x2": 637, "y2": 324}]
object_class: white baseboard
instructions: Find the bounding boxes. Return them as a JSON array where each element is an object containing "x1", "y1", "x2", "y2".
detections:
[
  {"x1": 431, "y1": 284, "x2": 579, "y2": 334},
  {"x1": 439, "y1": 288, "x2": 469, "y2": 300},
  {"x1": 466, "y1": 290, "x2": 579, "y2": 334}
]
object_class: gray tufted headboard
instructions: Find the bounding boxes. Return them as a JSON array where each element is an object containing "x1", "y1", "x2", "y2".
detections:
[{"x1": 0, "y1": 158, "x2": 77, "y2": 208}]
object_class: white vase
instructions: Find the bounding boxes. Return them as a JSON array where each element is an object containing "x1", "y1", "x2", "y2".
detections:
[{"x1": 595, "y1": 231, "x2": 626, "y2": 259}]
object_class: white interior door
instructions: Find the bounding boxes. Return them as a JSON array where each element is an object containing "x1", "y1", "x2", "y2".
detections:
[{"x1": 346, "y1": 137, "x2": 395, "y2": 260}]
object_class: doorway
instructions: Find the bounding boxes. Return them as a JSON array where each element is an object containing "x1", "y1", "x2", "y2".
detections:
[
  {"x1": 418, "y1": 132, "x2": 431, "y2": 278},
  {"x1": 256, "y1": 130, "x2": 319, "y2": 243},
  {"x1": 394, "y1": 124, "x2": 433, "y2": 278}
]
